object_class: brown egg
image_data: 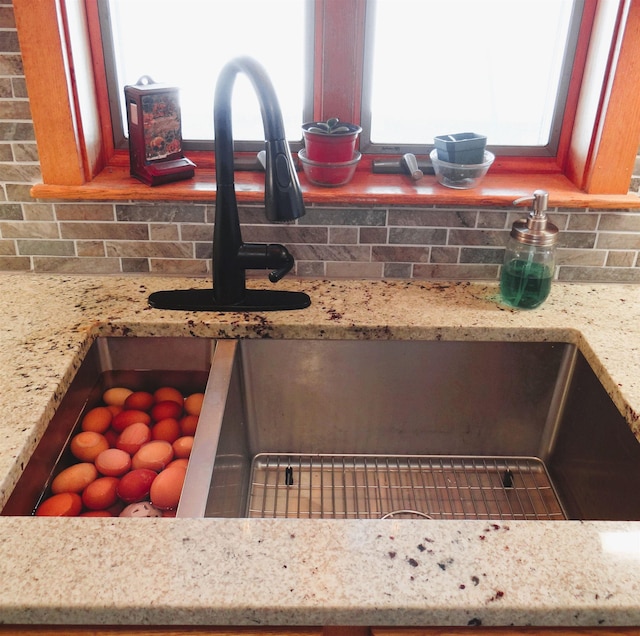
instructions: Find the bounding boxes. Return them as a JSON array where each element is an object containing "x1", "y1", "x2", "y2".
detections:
[
  {"x1": 150, "y1": 463, "x2": 187, "y2": 510},
  {"x1": 131, "y1": 440, "x2": 174, "y2": 472},
  {"x1": 106, "y1": 404, "x2": 123, "y2": 418},
  {"x1": 151, "y1": 417, "x2": 181, "y2": 444},
  {"x1": 117, "y1": 468, "x2": 157, "y2": 503},
  {"x1": 153, "y1": 386, "x2": 184, "y2": 406},
  {"x1": 166, "y1": 458, "x2": 189, "y2": 470},
  {"x1": 172, "y1": 436, "x2": 194, "y2": 459},
  {"x1": 103, "y1": 387, "x2": 133, "y2": 407},
  {"x1": 36, "y1": 492, "x2": 83, "y2": 517},
  {"x1": 94, "y1": 448, "x2": 131, "y2": 477},
  {"x1": 51, "y1": 462, "x2": 98, "y2": 494},
  {"x1": 81, "y1": 406, "x2": 112, "y2": 433},
  {"x1": 179, "y1": 414, "x2": 199, "y2": 436},
  {"x1": 82, "y1": 476, "x2": 119, "y2": 510},
  {"x1": 184, "y1": 392, "x2": 204, "y2": 416},
  {"x1": 70, "y1": 431, "x2": 109, "y2": 462},
  {"x1": 124, "y1": 390, "x2": 154, "y2": 411},
  {"x1": 111, "y1": 409, "x2": 151, "y2": 433},
  {"x1": 116, "y1": 422, "x2": 151, "y2": 455}
]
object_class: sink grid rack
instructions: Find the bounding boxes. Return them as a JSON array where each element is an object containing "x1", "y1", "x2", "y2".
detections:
[{"x1": 247, "y1": 454, "x2": 567, "y2": 520}]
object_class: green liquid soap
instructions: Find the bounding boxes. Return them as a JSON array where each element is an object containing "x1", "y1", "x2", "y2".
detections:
[{"x1": 500, "y1": 259, "x2": 552, "y2": 309}]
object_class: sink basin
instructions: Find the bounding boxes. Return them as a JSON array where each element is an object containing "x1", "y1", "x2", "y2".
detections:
[
  {"x1": 2, "y1": 337, "x2": 213, "y2": 516},
  {"x1": 5, "y1": 336, "x2": 640, "y2": 521},
  {"x1": 178, "y1": 339, "x2": 640, "y2": 521}
]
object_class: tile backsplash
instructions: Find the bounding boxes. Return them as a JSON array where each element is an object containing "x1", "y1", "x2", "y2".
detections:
[{"x1": 1, "y1": 5, "x2": 640, "y2": 283}]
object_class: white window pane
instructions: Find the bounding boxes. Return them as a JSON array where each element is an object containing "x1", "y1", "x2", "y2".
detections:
[
  {"x1": 106, "y1": 0, "x2": 306, "y2": 142},
  {"x1": 367, "y1": 0, "x2": 576, "y2": 148}
]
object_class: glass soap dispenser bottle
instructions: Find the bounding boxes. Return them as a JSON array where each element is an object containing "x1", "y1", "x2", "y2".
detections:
[{"x1": 500, "y1": 189, "x2": 558, "y2": 309}]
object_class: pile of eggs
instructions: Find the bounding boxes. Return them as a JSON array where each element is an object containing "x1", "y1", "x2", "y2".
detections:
[{"x1": 35, "y1": 385, "x2": 203, "y2": 518}]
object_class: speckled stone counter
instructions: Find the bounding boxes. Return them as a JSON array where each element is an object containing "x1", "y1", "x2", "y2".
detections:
[{"x1": 1, "y1": 273, "x2": 640, "y2": 628}]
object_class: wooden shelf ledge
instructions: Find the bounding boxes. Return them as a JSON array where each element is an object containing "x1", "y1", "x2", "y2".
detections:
[{"x1": 30, "y1": 162, "x2": 640, "y2": 209}]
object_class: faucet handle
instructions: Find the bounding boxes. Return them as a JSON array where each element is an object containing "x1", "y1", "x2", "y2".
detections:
[{"x1": 267, "y1": 244, "x2": 294, "y2": 282}]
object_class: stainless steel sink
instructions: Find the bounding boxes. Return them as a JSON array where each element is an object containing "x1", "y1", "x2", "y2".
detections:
[
  {"x1": 6, "y1": 336, "x2": 640, "y2": 522},
  {"x1": 178, "y1": 339, "x2": 640, "y2": 521}
]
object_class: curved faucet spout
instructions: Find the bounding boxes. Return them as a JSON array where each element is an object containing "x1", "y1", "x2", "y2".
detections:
[
  {"x1": 147, "y1": 56, "x2": 310, "y2": 312},
  {"x1": 213, "y1": 56, "x2": 306, "y2": 306},
  {"x1": 214, "y1": 56, "x2": 305, "y2": 222}
]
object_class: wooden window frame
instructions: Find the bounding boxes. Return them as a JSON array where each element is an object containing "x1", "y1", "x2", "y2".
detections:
[{"x1": 12, "y1": 0, "x2": 640, "y2": 209}]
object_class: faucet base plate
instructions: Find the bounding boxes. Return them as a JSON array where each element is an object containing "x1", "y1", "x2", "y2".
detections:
[{"x1": 148, "y1": 288, "x2": 311, "y2": 312}]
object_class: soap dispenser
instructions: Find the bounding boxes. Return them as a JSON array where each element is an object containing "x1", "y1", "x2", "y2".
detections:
[{"x1": 500, "y1": 190, "x2": 558, "y2": 309}]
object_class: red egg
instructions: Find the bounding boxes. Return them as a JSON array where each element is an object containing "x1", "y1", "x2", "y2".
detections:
[
  {"x1": 36, "y1": 492, "x2": 82, "y2": 517},
  {"x1": 150, "y1": 400, "x2": 183, "y2": 422},
  {"x1": 111, "y1": 409, "x2": 151, "y2": 433},
  {"x1": 116, "y1": 468, "x2": 157, "y2": 503},
  {"x1": 151, "y1": 417, "x2": 181, "y2": 444},
  {"x1": 82, "y1": 476, "x2": 119, "y2": 510},
  {"x1": 179, "y1": 414, "x2": 199, "y2": 436},
  {"x1": 124, "y1": 391, "x2": 154, "y2": 412},
  {"x1": 104, "y1": 428, "x2": 119, "y2": 449}
]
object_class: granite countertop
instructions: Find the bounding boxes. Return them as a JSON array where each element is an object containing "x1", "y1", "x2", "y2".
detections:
[{"x1": 1, "y1": 273, "x2": 640, "y2": 628}]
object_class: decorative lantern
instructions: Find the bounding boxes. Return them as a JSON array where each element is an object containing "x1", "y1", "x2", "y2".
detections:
[{"x1": 124, "y1": 76, "x2": 196, "y2": 186}]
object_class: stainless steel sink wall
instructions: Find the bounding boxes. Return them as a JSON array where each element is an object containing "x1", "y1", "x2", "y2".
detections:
[{"x1": 178, "y1": 339, "x2": 640, "y2": 520}]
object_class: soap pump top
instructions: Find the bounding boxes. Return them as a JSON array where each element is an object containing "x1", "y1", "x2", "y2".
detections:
[{"x1": 510, "y1": 189, "x2": 558, "y2": 246}]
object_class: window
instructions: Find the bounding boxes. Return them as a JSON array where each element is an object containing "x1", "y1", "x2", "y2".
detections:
[
  {"x1": 100, "y1": 0, "x2": 311, "y2": 150},
  {"x1": 363, "y1": 0, "x2": 581, "y2": 156},
  {"x1": 13, "y1": 0, "x2": 640, "y2": 198},
  {"x1": 101, "y1": 0, "x2": 583, "y2": 158}
]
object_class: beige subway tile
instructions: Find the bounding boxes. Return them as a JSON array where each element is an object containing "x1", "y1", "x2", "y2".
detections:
[
  {"x1": 150, "y1": 223, "x2": 180, "y2": 241},
  {"x1": 5, "y1": 183, "x2": 33, "y2": 200},
  {"x1": 76, "y1": 240, "x2": 105, "y2": 257},
  {"x1": 32, "y1": 257, "x2": 121, "y2": 274},
  {"x1": 372, "y1": 245, "x2": 429, "y2": 263},
  {"x1": 413, "y1": 263, "x2": 499, "y2": 280},
  {"x1": 17, "y1": 239, "x2": 74, "y2": 256},
  {"x1": 0, "y1": 255, "x2": 30, "y2": 271},
  {"x1": 326, "y1": 261, "x2": 383, "y2": 278},
  {"x1": 0, "y1": 239, "x2": 15, "y2": 255},
  {"x1": 329, "y1": 226, "x2": 358, "y2": 244},
  {"x1": 55, "y1": 204, "x2": 115, "y2": 221},
  {"x1": 105, "y1": 240, "x2": 193, "y2": 259},
  {"x1": 60, "y1": 222, "x2": 147, "y2": 240},
  {"x1": 1, "y1": 220, "x2": 58, "y2": 239},
  {"x1": 22, "y1": 203, "x2": 54, "y2": 221},
  {"x1": 606, "y1": 251, "x2": 637, "y2": 267},
  {"x1": 150, "y1": 259, "x2": 208, "y2": 275}
]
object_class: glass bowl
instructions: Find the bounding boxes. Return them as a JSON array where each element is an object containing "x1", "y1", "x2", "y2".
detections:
[
  {"x1": 298, "y1": 149, "x2": 361, "y2": 187},
  {"x1": 429, "y1": 149, "x2": 495, "y2": 189}
]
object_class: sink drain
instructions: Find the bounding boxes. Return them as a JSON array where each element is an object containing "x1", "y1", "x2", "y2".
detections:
[{"x1": 380, "y1": 509, "x2": 433, "y2": 520}]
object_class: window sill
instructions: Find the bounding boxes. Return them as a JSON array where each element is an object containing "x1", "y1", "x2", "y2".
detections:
[{"x1": 30, "y1": 156, "x2": 640, "y2": 209}]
